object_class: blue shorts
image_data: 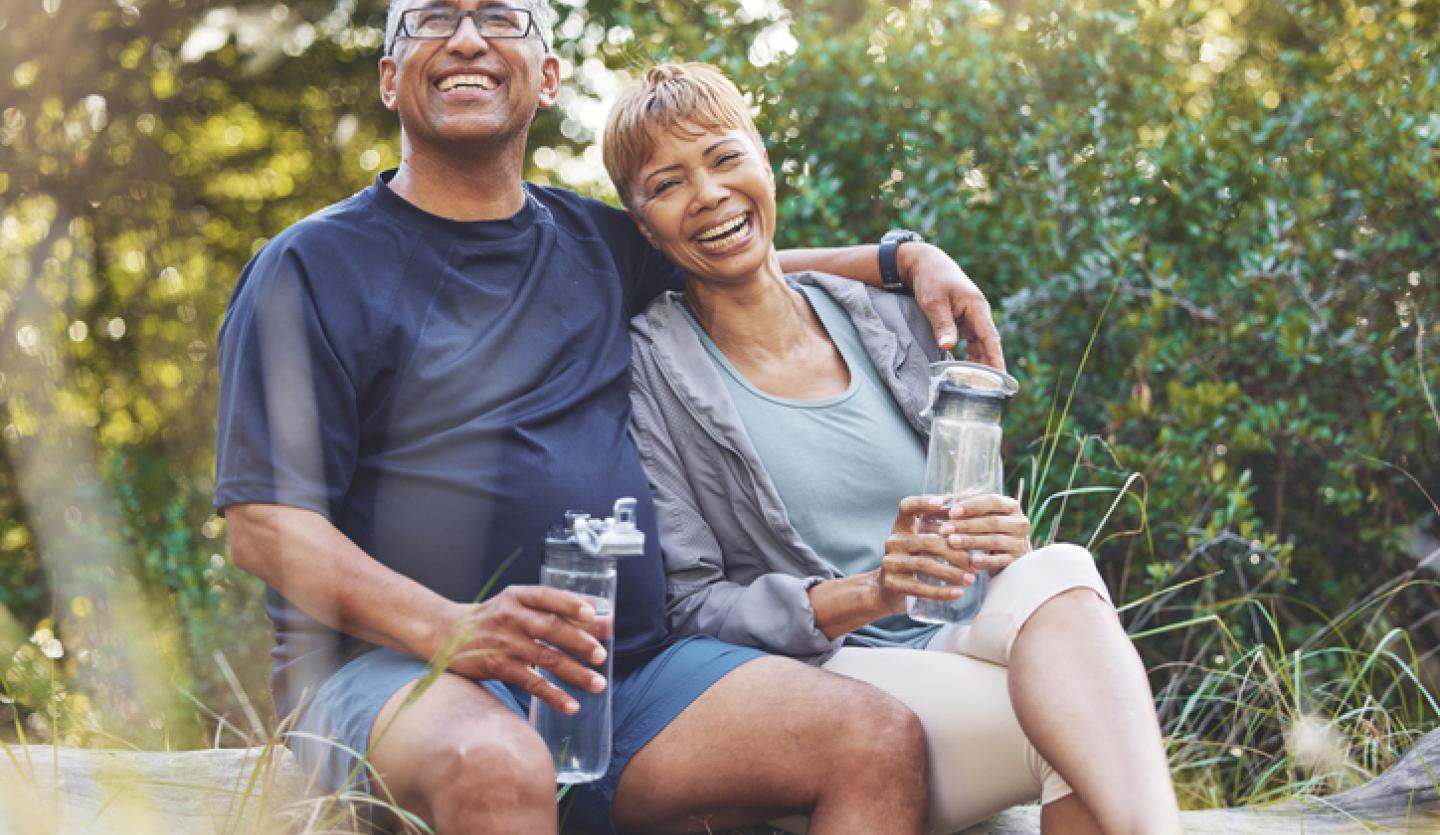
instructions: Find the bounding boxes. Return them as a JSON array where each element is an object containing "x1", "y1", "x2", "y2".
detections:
[{"x1": 286, "y1": 635, "x2": 765, "y2": 834}]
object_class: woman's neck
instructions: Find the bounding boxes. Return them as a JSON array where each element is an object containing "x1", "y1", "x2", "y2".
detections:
[{"x1": 685, "y1": 256, "x2": 822, "y2": 361}]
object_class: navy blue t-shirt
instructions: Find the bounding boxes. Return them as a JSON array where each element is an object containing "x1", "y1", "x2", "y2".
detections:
[{"x1": 214, "y1": 172, "x2": 683, "y2": 713}]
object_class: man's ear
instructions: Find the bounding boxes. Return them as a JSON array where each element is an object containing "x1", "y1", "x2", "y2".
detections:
[
  {"x1": 537, "y1": 53, "x2": 562, "y2": 109},
  {"x1": 379, "y1": 55, "x2": 399, "y2": 112}
]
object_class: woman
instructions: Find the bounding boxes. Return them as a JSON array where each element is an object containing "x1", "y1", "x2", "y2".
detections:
[{"x1": 603, "y1": 63, "x2": 1182, "y2": 835}]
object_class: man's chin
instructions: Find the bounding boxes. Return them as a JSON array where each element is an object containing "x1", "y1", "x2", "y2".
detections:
[{"x1": 412, "y1": 118, "x2": 530, "y2": 149}]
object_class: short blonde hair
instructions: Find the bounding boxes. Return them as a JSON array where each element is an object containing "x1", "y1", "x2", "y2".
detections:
[{"x1": 603, "y1": 62, "x2": 762, "y2": 209}]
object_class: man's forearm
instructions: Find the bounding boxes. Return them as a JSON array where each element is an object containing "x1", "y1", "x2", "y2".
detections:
[
  {"x1": 778, "y1": 245, "x2": 883, "y2": 286},
  {"x1": 225, "y1": 503, "x2": 456, "y2": 662}
]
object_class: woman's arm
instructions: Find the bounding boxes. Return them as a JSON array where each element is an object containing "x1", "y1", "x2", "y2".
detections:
[
  {"x1": 807, "y1": 495, "x2": 983, "y2": 639},
  {"x1": 629, "y1": 362, "x2": 843, "y2": 657}
]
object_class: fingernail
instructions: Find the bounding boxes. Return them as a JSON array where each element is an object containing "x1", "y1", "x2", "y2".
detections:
[
  {"x1": 579, "y1": 604, "x2": 595, "y2": 620},
  {"x1": 565, "y1": 699, "x2": 580, "y2": 714},
  {"x1": 591, "y1": 648, "x2": 607, "y2": 665},
  {"x1": 591, "y1": 674, "x2": 607, "y2": 693}
]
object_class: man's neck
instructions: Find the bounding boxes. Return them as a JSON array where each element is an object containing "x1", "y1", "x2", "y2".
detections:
[{"x1": 388, "y1": 138, "x2": 529, "y2": 221}]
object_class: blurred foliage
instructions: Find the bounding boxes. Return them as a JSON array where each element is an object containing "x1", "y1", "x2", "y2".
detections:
[
  {"x1": 1, "y1": 0, "x2": 1438, "y2": 804},
  {"x1": 718, "y1": 0, "x2": 1440, "y2": 674}
]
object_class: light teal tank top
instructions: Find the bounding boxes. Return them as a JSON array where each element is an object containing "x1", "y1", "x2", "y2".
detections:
[{"x1": 683, "y1": 283, "x2": 938, "y2": 648}]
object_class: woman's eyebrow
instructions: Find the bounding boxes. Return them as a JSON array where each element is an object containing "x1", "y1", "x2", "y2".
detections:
[
  {"x1": 642, "y1": 163, "x2": 683, "y2": 187},
  {"x1": 705, "y1": 138, "x2": 742, "y2": 156}
]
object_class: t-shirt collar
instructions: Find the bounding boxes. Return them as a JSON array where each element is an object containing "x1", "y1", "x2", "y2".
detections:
[{"x1": 370, "y1": 168, "x2": 545, "y2": 241}]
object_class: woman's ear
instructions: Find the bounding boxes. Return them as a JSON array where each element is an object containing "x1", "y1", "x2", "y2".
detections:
[
  {"x1": 755, "y1": 133, "x2": 776, "y2": 196},
  {"x1": 631, "y1": 212, "x2": 660, "y2": 249}
]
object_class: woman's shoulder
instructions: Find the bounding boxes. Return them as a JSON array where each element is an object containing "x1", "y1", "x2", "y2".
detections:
[
  {"x1": 786, "y1": 272, "x2": 939, "y2": 355},
  {"x1": 628, "y1": 289, "x2": 689, "y2": 344}
]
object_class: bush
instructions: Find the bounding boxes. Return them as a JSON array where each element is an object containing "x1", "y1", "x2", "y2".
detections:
[{"x1": 696, "y1": 0, "x2": 1440, "y2": 657}]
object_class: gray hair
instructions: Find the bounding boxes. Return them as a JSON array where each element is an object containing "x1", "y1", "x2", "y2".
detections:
[{"x1": 384, "y1": 0, "x2": 556, "y2": 55}]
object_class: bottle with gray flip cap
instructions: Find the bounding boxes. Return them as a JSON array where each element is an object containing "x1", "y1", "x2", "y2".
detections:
[
  {"x1": 907, "y1": 362, "x2": 1020, "y2": 624},
  {"x1": 531, "y1": 498, "x2": 644, "y2": 783}
]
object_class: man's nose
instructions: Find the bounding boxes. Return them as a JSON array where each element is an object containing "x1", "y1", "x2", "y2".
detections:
[{"x1": 448, "y1": 13, "x2": 490, "y2": 54}]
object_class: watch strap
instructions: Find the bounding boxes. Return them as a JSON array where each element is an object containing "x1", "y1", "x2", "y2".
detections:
[{"x1": 879, "y1": 229, "x2": 923, "y2": 293}]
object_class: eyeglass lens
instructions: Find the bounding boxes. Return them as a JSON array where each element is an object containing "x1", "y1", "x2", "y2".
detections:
[{"x1": 406, "y1": 7, "x2": 530, "y2": 38}]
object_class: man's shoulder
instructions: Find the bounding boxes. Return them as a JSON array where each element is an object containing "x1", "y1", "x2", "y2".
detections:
[
  {"x1": 239, "y1": 187, "x2": 415, "y2": 297},
  {"x1": 526, "y1": 183, "x2": 635, "y2": 239},
  {"x1": 262, "y1": 187, "x2": 395, "y2": 259}
]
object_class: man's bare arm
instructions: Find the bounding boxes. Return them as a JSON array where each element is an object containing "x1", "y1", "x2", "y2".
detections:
[
  {"x1": 225, "y1": 503, "x2": 608, "y2": 711},
  {"x1": 777, "y1": 242, "x2": 1006, "y2": 370}
]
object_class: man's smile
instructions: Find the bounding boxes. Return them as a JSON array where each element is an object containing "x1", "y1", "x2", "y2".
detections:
[{"x1": 436, "y1": 71, "x2": 501, "y2": 92}]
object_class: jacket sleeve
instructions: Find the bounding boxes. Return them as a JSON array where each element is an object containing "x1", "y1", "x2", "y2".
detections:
[{"x1": 628, "y1": 355, "x2": 842, "y2": 658}]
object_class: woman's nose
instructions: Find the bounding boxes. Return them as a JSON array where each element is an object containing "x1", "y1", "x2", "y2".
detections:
[{"x1": 692, "y1": 171, "x2": 727, "y2": 209}]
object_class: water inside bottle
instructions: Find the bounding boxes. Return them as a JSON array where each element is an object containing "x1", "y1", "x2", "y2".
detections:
[
  {"x1": 907, "y1": 489, "x2": 990, "y2": 624},
  {"x1": 531, "y1": 586, "x2": 615, "y2": 783}
]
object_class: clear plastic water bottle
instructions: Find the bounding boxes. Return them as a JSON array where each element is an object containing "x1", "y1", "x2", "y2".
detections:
[
  {"x1": 531, "y1": 498, "x2": 644, "y2": 783},
  {"x1": 907, "y1": 362, "x2": 1020, "y2": 624}
]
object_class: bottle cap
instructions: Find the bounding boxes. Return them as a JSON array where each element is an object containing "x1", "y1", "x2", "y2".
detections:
[
  {"x1": 924, "y1": 360, "x2": 1019, "y2": 420},
  {"x1": 575, "y1": 497, "x2": 646, "y2": 558}
]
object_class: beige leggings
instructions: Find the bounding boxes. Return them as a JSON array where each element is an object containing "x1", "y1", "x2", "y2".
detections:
[{"x1": 822, "y1": 543, "x2": 1114, "y2": 835}]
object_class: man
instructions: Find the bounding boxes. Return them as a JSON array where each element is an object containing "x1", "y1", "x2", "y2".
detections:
[{"x1": 216, "y1": 0, "x2": 1004, "y2": 832}]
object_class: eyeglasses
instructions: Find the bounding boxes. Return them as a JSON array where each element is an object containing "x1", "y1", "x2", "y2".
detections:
[{"x1": 391, "y1": 6, "x2": 547, "y2": 54}]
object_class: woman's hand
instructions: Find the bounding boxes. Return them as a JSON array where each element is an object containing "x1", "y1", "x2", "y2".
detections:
[
  {"x1": 871, "y1": 494, "x2": 1033, "y2": 615},
  {"x1": 869, "y1": 495, "x2": 983, "y2": 615},
  {"x1": 940, "y1": 494, "x2": 1032, "y2": 573}
]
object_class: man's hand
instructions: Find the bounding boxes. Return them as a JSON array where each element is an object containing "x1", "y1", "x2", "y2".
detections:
[
  {"x1": 898, "y1": 242, "x2": 1006, "y2": 370},
  {"x1": 436, "y1": 585, "x2": 610, "y2": 715}
]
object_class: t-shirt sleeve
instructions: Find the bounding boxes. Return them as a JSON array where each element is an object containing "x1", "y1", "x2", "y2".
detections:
[
  {"x1": 586, "y1": 199, "x2": 683, "y2": 316},
  {"x1": 213, "y1": 242, "x2": 360, "y2": 521}
]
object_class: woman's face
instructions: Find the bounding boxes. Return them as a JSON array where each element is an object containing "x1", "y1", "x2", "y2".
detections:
[{"x1": 629, "y1": 125, "x2": 777, "y2": 286}]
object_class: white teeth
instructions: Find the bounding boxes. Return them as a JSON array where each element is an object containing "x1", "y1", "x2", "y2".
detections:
[
  {"x1": 696, "y1": 214, "x2": 749, "y2": 248},
  {"x1": 438, "y1": 74, "x2": 498, "y2": 92}
]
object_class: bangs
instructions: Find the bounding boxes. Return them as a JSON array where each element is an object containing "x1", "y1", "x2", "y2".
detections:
[{"x1": 603, "y1": 63, "x2": 760, "y2": 208}]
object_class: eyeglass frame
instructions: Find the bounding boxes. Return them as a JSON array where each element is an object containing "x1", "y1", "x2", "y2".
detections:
[{"x1": 388, "y1": 5, "x2": 549, "y2": 55}]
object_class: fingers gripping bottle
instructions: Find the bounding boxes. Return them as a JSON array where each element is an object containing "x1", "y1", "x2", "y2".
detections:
[
  {"x1": 531, "y1": 498, "x2": 645, "y2": 783},
  {"x1": 907, "y1": 362, "x2": 1020, "y2": 624}
]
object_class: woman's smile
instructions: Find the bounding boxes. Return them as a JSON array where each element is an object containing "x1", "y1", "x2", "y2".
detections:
[{"x1": 694, "y1": 212, "x2": 755, "y2": 253}]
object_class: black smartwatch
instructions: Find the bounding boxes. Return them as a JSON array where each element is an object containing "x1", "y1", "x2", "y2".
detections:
[{"x1": 879, "y1": 229, "x2": 924, "y2": 293}]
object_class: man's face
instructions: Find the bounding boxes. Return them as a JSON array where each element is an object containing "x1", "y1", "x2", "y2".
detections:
[{"x1": 379, "y1": 0, "x2": 560, "y2": 154}]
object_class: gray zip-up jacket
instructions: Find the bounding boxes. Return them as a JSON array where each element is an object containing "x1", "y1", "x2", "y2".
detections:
[{"x1": 628, "y1": 272, "x2": 944, "y2": 662}]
